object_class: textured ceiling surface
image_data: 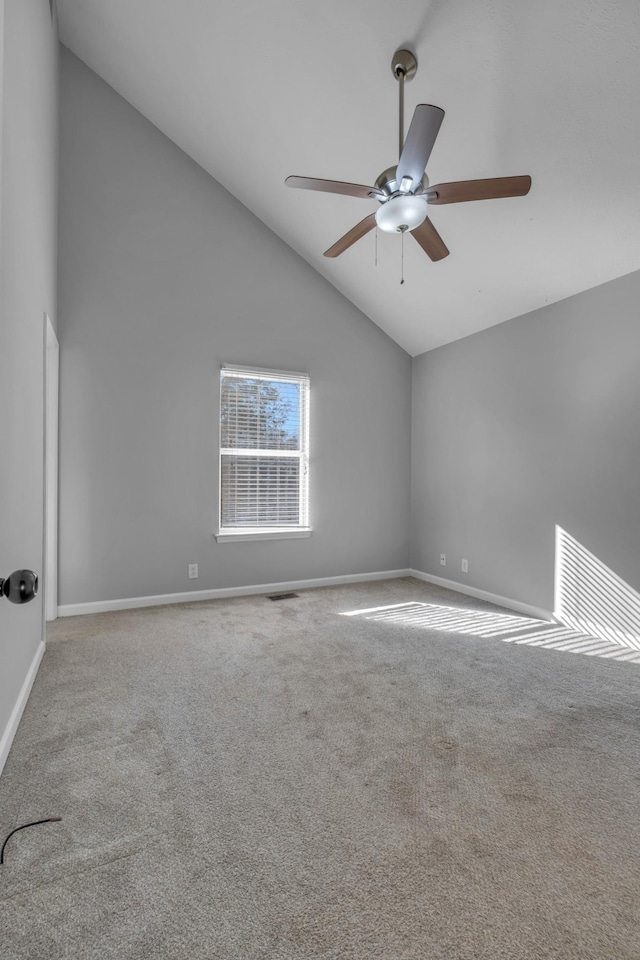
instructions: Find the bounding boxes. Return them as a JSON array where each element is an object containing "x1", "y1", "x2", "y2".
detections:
[{"x1": 57, "y1": 0, "x2": 640, "y2": 355}]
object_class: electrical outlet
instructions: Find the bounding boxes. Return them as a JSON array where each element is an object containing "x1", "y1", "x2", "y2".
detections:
[
  {"x1": 461, "y1": 558, "x2": 469, "y2": 573},
  {"x1": 188, "y1": 563, "x2": 199, "y2": 579},
  {"x1": 440, "y1": 553, "x2": 446, "y2": 566}
]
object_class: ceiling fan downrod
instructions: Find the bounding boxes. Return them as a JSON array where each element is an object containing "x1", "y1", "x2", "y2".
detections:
[
  {"x1": 392, "y1": 49, "x2": 417, "y2": 161},
  {"x1": 398, "y1": 66, "x2": 404, "y2": 158}
]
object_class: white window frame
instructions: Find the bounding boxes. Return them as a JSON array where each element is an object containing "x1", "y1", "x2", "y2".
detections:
[{"x1": 215, "y1": 364, "x2": 311, "y2": 543}]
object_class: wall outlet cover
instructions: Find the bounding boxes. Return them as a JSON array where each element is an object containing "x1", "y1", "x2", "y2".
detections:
[
  {"x1": 440, "y1": 554, "x2": 446, "y2": 566},
  {"x1": 188, "y1": 563, "x2": 199, "y2": 579},
  {"x1": 461, "y1": 558, "x2": 469, "y2": 573}
]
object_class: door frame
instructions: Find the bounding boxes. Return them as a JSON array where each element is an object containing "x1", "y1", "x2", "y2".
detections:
[{"x1": 44, "y1": 313, "x2": 59, "y2": 622}]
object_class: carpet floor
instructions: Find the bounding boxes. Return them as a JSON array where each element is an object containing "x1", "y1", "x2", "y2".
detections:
[{"x1": 0, "y1": 578, "x2": 639, "y2": 959}]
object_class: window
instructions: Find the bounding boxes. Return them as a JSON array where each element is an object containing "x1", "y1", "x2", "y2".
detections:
[{"x1": 216, "y1": 364, "x2": 310, "y2": 542}]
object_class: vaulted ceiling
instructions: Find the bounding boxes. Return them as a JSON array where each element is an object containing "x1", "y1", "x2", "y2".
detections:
[{"x1": 57, "y1": 0, "x2": 640, "y2": 355}]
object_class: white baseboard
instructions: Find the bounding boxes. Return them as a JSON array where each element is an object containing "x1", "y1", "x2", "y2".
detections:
[
  {"x1": 0, "y1": 640, "x2": 46, "y2": 779},
  {"x1": 408, "y1": 569, "x2": 553, "y2": 622},
  {"x1": 57, "y1": 569, "x2": 414, "y2": 617},
  {"x1": 57, "y1": 568, "x2": 553, "y2": 623}
]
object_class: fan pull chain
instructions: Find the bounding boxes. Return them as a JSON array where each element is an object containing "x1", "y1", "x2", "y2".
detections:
[
  {"x1": 375, "y1": 226, "x2": 378, "y2": 267},
  {"x1": 400, "y1": 227, "x2": 405, "y2": 284}
]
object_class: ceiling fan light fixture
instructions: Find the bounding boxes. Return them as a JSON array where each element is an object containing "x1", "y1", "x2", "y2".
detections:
[{"x1": 375, "y1": 194, "x2": 428, "y2": 234}]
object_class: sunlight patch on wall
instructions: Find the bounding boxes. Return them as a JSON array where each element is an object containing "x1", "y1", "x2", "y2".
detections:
[
  {"x1": 340, "y1": 601, "x2": 640, "y2": 664},
  {"x1": 555, "y1": 526, "x2": 640, "y2": 651}
]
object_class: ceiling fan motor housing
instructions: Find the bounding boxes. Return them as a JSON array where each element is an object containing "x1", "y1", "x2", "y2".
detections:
[{"x1": 374, "y1": 166, "x2": 428, "y2": 198}]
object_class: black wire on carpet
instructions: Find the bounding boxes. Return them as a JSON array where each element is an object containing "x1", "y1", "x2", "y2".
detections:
[{"x1": 0, "y1": 818, "x2": 62, "y2": 865}]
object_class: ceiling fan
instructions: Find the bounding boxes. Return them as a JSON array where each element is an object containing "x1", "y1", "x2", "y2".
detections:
[{"x1": 285, "y1": 49, "x2": 531, "y2": 262}]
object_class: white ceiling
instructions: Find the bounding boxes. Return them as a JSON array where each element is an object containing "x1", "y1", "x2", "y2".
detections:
[{"x1": 57, "y1": 0, "x2": 640, "y2": 356}]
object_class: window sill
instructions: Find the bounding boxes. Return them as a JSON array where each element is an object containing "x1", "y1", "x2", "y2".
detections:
[{"x1": 215, "y1": 528, "x2": 312, "y2": 544}]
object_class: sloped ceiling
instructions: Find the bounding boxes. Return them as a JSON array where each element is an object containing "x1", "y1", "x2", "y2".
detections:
[{"x1": 57, "y1": 0, "x2": 640, "y2": 356}]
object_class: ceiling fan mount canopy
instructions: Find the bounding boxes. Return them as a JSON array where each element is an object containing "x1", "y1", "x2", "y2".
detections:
[
  {"x1": 284, "y1": 46, "x2": 531, "y2": 262},
  {"x1": 391, "y1": 48, "x2": 417, "y2": 82}
]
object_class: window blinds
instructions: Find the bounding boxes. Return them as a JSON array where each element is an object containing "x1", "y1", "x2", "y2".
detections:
[{"x1": 219, "y1": 366, "x2": 310, "y2": 530}]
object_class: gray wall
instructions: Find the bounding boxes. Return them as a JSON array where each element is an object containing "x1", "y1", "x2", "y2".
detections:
[
  {"x1": 0, "y1": 0, "x2": 58, "y2": 736},
  {"x1": 57, "y1": 49, "x2": 411, "y2": 606},
  {"x1": 411, "y1": 270, "x2": 640, "y2": 612}
]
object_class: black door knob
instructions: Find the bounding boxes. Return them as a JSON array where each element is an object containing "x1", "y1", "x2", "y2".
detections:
[{"x1": 0, "y1": 570, "x2": 39, "y2": 604}]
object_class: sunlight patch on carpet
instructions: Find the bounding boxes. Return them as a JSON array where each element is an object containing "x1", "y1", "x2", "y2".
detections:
[{"x1": 340, "y1": 601, "x2": 640, "y2": 664}]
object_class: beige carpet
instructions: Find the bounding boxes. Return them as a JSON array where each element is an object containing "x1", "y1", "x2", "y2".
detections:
[{"x1": 0, "y1": 578, "x2": 639, "y2": 959}]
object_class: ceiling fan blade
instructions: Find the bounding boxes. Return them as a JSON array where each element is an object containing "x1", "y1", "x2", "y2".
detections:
[
  {"x1": 396, "y1": 105, "x2": 445, "y2": 187},
  {"x1": 324, "y1": 213, "x2": 377, "y2": 258},
  {"x1": 411, "y1": 217, "x2": 449, "y2": 261},
  {"x1": 286, "y1": 176, "x2": 384, "y2": 201},
  {"x1": 427, "y1": 176, "x2": 532, "y2": 204}
]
